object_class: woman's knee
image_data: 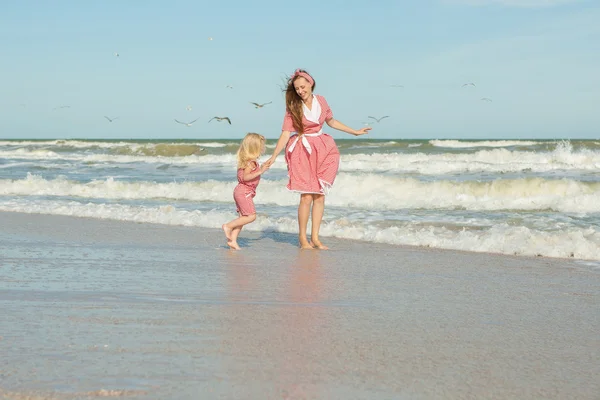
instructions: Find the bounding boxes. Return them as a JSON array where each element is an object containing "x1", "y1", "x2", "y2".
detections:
[
  {"x1": 312, "y1": 194, "x2": 325, "y2": 204},
  {"x1": 300, "y1": 194, "x2": 313, "y2": 205}
]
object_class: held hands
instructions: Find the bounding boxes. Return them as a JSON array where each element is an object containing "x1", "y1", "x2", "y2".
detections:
[
  {"x1": 263, "y1": 156, "x2": 276, "y2": 168},
  {"x1": 260, "y1": 162, "x2": 271, "y2": 173}
]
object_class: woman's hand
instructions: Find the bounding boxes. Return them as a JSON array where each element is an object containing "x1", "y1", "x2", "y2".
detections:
[
  {"x1": 264, "y1": 156, "x2": 276, "y2": 167},
  {"x1": 352, "y1": 126, "x2": 372, "y2": 136}
]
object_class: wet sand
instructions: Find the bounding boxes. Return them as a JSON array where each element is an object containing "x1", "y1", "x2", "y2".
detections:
[{"x1": 1, "y1": 211, "x2": 599, "y2": 399}]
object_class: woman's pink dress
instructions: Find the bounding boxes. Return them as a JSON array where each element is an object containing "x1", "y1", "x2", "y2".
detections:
[
  {"x1": 233, "y1": 161, "x2": 260, "y2": 216},
  {"x1": 282, "y1": 94, "x2": 340, "y2": 194}
]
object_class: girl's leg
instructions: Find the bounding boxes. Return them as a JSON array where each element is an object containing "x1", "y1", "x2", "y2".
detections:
[
  {"x1": 224, "y1": 214, "x2": 256, "y2": 249},
  {"x1": 310, "y1": 194, "x2": 328, "y2": 250},
  {"x1": 298, "y1": 194, "x2": 314, "y2": 249},
  {"x1": 222, "y1": 213, "x2": 241, "y2": 240},
  {"x1": 227, "y1": 225, "x2": 243, "y2": 250},
  {"x1": 222, "y1": 222, "x2": 233, "y2": 240}
]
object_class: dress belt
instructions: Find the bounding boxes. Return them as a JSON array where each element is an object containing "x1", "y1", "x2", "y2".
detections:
[{"x1": 287, "y1": 130, "x2": 323, "y2": 155}]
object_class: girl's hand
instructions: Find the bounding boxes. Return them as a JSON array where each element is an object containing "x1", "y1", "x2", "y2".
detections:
[
  {"x1": 260, "y1": 163, "x2": 271, "y2": 173},
  {"x1": 353, "y1": 127, "x2": 372, "y2": 136}
]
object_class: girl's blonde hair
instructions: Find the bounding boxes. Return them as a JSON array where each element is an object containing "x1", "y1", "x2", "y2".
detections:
[{"x1": 237, "y1": 132, "x2": 266, "y2": 169}]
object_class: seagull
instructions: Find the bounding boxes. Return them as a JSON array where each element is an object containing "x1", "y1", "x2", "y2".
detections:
[
  {"x1": 104, "y1": 116, "x2": 119, "y2": 122},
  {"x1": 175, "y1": 118, "x2": 200, "y2": 127},
  {"x1": 53, "y1": 105, "x2": 71, "y2": 110},
  {"x1": 209, "y1": 116, "x2": 231, "y2": 124},
  {"x1": 208, "y1": 37, "x2": 213, "y2": 41},
  {"x1": 250, "y1": 101, "x2": 272, "y2": 109},
  {"x1": 462, "y1": 83, "x2": 476, "y2": 87},
  {"x1": 481, "y1": 97, "x2": 492, "y2": 102},
  {"x1": 225, "y1": 85, "x2": 233, "y2": 89},
  {"x1": 114, "y1": 52, "x2": 119, "y2": 57},
  {"x1": 186, "y1": 105, "x2": 192, "y2": 111},
  {"x1": 368, "y1": 116, "x2": 389, "y2": 123}
]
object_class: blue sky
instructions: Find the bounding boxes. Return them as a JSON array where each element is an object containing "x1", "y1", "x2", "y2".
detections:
[{"x1": 0, "y1": 0, "x2": 598, "y2": 139}]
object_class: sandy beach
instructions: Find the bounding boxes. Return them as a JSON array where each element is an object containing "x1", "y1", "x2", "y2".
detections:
[{"x1": 1, "y1": 211, "x2": 598, "y2": 400}]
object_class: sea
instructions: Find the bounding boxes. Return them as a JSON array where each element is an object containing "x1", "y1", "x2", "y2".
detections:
[{"x1": 1, "y1": 138, "x2": 599, "y2": 261}]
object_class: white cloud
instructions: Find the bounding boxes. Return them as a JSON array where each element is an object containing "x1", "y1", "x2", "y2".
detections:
[{"x1": 444, "y1": 0, "x2": 585, "y2": 7}]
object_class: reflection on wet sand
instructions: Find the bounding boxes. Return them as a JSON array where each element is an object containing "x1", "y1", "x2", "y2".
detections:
[{"x1": 221, "y1": 249, "x2": 327, "y2": 399}]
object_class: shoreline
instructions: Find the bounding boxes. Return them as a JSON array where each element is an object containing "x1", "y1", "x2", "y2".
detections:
[{"x1": 1, "y1": 210, "x2": 597, "y2": 265}]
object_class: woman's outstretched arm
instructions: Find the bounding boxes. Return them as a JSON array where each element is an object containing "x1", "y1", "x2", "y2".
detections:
[{"x1": 326, "y1": 119, "x2": 371, "y2": 136}]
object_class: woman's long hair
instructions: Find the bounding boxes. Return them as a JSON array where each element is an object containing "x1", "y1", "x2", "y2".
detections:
[
  {"x1": 284, "y1": 69, "x2": 316, "y2": 135},
  {"x1": 237, "y1": 132, "x2": 265, "y2": 169}
]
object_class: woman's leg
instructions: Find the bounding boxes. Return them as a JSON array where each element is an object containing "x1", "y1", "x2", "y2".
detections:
[
  {"x1": 310, "y1": 194, "x2": 328, "y2": 249},
  {"x1": 298, "y1": 194, "x2": 314, "y2": 249}
]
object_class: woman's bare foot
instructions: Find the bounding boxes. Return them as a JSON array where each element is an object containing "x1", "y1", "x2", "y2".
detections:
[
  {"x1": 299, "y1": 238, "x2": 314, "y2": 249},
  {"x1": 310, "y1": 239, "x2": 329, "y2": 250},
  {"x1": 222, "y1": 224, "x2": 232, "y2": 240},
  {"x1": 227, "y1": 240, "x2": 241, "y2": 250}
]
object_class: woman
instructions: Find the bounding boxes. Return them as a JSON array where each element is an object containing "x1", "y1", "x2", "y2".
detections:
[{"x1": 265, "y1": 69, "x2": 371, "y2": 249}]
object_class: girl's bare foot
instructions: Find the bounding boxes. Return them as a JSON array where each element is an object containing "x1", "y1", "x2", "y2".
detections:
[
  {"x1": 227, "y1": 240, "x2": 241, "y2": 250},
  {"x1": 222, "y1": 224, "x2": 232, "y2": 240},
  {"x1": 310, "y1": 239, "x2": 329, "y2": 250}
]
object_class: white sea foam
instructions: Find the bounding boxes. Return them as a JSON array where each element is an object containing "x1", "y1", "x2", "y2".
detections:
[
  {"x1": 429, "y1": 139, "x2": 544, "y2": 148},
  {"x1": 0, "y1": 140, "x2": 135, "y2": 148},
  {"x1": 199, "y1": 142, "x2": 229, "y2": 148},
  {"x1": 0, "y1": 140, "x2": 226, "y2": 150},
  {"x1": 0, "y1": 149, "x2": 238, "y2": 165},
  {"x1": 339, "y1": 142, "x2": 600, "y2": 174},
  {"x1": 2, "y1": 142, "x2": 599, "y2": 175},
  {"x1": 3, "y1": 173, "x2": 600, "y2": 213},
  {"x1": 0, "y1": 200, "x2": 597, "y2": 260}
]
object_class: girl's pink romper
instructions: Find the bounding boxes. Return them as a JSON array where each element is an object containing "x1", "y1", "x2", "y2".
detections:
[
  {"x1": 233, "y1": 161, "x2": 260, "y2": 216},
  {"x1": 282, "y1": 94, "x2": 340, "y2": 195}
]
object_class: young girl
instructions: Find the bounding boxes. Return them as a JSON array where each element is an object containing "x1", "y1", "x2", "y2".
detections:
[{"x1": 222, "y1": 133, "x2": 269, "y2": 250}]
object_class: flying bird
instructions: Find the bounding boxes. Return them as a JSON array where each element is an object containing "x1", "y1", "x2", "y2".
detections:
[
  {"x1": 104, "y1": 116, "x2": 119, "y2": 122},
  {"x1": 462, "y1": 83, "x2": 476, "y2": 87},
  {"x1": 53, "y1": 105, "x2": 71, "y2": 110},
  {"x1": 481, "y1": 97, "x2": 492, "y2": 102},
  {"x1": 208, "y1": 37, "x2": 213, "y2": 41},
  {"x1": 368, "y1": 116, "x2": 389, "y2": 123},
  {"x1": 225, "y1": 85, "x2": 233, "y2": 89},
  {"x1": 209, "y1": 116, "x2": 231, "y2": 124},
  {"x1": 186, "y1": 105, "x2": 192, "y2": 111},
  {"x1": 175, "y1": 118, "x2": 200, "y2": 127},
  {"x1": 250, "y1": 101, "x2": 272, "y2": 109},
  {"x1": 114, "y1": 52, "x2": 119, "y2": 57}
]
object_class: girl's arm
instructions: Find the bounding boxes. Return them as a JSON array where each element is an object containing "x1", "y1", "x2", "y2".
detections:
[
  {"x1": 326, "y1": 118, "x2": 371, "y2": 136},
  {"x1": 265, "y1": 130, "x2": 291, "y2": 166},
  {"x1": 243, "y1": 161, "x2": 269, "y2": 181}
]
